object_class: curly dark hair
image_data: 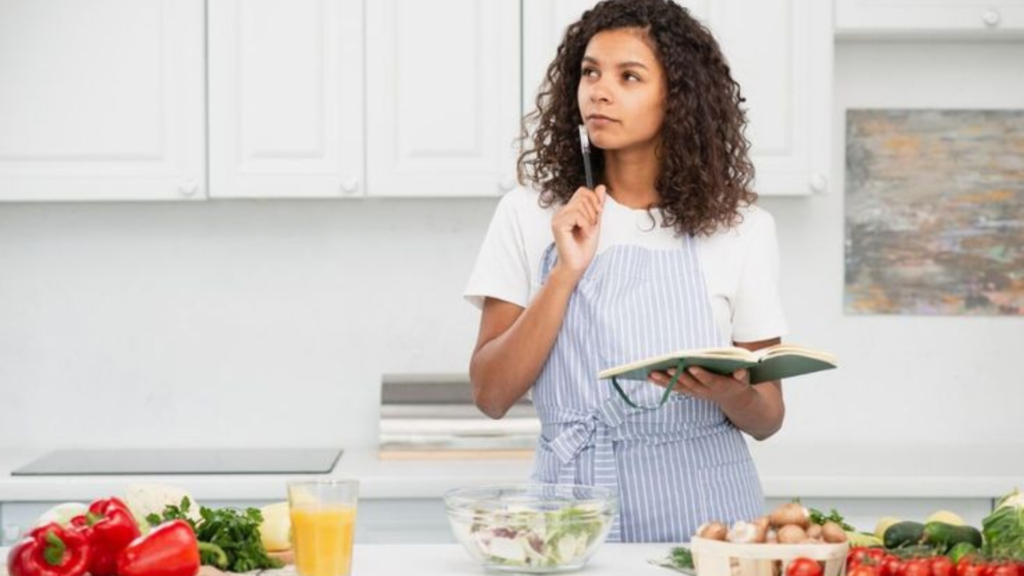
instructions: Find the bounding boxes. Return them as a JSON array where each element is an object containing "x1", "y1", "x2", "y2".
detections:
[{"x1": 517, "y1": 0, "x2": 757, "y2": 237}]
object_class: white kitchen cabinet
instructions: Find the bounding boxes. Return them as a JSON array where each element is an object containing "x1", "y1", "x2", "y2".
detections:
[
  {"x1": 0, "y1": 0, "x2": 205, "y2": 202},
  {"x1": 522, "y1": 0, "x2": 832, "y2": 196},
  {"x1": 208, "y1": 0, "x2": 364, "y2": 199},
  {"x1": 835, "y1": 0, "x2": 1024, "y2": 38},
  {"x1": 365, "y1": 0, "x2": 521, "y2": 197}
]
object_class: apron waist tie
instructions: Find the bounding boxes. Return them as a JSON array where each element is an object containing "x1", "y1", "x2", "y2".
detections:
[{"x1": 547, "y1": 395, "x2": 629, "y2": 541}]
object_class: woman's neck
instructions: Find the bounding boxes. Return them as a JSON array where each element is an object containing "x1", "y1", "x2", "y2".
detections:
[{"x1": 602, "y1": 144, "x2": 660, "y2": 209}]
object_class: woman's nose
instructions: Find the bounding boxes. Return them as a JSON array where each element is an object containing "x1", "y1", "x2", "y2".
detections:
[{"x1": 589, "y1": 83, "x2": 612, "y2": 104}]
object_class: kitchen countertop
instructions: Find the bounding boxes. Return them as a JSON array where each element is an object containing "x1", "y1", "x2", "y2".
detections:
[
  {"x1": 0, "y1": 544, "x2": 679, "y2": 576},
  {"x1": 0, "y1": 443, "x2": 1020, "y2": 503}
]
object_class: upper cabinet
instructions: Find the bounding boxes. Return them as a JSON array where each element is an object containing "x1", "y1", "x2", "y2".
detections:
[
  {"x1": 836, "y1": 0, "x2": 1024, "y2": 38},
  {"x1": 365, "y1": 0, "x2": 521, "y2": 197},
  {"x1": 523, "y1": 0, "x2": 833, "y2": 196},
  {"x1": 208, "y1": 0, "x2": 364, "y2": 199},
  {"x1": 0, "y1": 0, "x2": 205, "y2": 202},
  {"x1": 0, "y1": 0, "x2": 835, "y2": 201}
]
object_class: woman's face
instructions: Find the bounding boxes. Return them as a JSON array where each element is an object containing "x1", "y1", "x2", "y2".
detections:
[{"x1": 577, "y1": 27, "x2": 667, "y2": 153}]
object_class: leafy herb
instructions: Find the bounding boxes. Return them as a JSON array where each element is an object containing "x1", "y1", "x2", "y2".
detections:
[
  {"x1": 808, "y1": 507, "x2": 856, "y2": 531},
  {"x1": 148, "y1": 497, "x2": 283, "y2": 572},
  {"x1": 669, "y1": 547, "x2": 694, "y2": 569},
  {"x1": 982, "y1": 489, "x2": 1024, "y2": 560}
]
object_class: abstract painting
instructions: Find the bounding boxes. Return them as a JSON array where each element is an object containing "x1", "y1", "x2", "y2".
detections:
[{"x1": 845, "y1": 109, "x2": 1024, "y2": 315}]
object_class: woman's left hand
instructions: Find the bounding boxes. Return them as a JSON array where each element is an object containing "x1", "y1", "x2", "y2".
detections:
[{"x1": 648, "y1": 366, "x2": 751, "y2": 408}]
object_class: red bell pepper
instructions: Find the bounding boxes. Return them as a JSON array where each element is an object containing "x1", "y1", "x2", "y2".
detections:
[
  {"x1": 116, "y1": 520, "x2": 200, "y2": 576},
  {"x1": 70, "y1": 497, "x2": 141, "y2": 576},
  {"x1": 7, "y1": 523, "x2": 92, "y2": 576}
]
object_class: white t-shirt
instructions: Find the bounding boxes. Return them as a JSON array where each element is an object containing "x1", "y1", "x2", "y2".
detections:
[{"x1": 464, "y1": 187, "x2": 787, "y2": 344}]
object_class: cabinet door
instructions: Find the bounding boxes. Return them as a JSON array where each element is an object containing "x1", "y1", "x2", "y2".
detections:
[
  {"x1": 0, "y1": 0, "x2": 205, "y2": 202},
  {"x1": 836, "y1": 0, "x2": 1024, "y2": 37},
  {"x1": 522, "y1": 0, "x2": 831, "y2": 196},
  {"x1": 711, "y1": 0, "x2": 832, "y2": 195},
  {"x1": 209, "y1": 0, "x2": 364, "y2": 199},
  {"x1": 366, "y1": 0, "x2": 520, "y2": 197}
]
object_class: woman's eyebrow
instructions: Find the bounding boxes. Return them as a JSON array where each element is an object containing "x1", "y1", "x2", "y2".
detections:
[{"x1": 582, "y1": 55, "x2": 650, "y2": 70}]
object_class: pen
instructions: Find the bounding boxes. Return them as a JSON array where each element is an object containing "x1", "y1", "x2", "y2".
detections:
[{"x1": 578, "y1": 124, "x2": 595, "y2": 190}]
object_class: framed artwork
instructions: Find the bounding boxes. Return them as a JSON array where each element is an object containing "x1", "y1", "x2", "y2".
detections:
[{"x1": 845, "y1": 109, "x2": 1024, "y2": 316}]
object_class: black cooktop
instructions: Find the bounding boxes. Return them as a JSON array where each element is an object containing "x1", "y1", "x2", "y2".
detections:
[{"x1": 11, "y1": 448, "x2": 343, "y2": 476}]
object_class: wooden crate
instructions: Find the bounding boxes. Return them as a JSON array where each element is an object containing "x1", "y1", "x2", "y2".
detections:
[{"x1": 690, "y1": 536, "x2": 850, "y2": 576}]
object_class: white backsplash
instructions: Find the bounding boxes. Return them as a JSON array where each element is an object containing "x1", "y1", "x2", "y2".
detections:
[{"x1": 1, "y1": 41, "x2": 1022, "y2": 451}]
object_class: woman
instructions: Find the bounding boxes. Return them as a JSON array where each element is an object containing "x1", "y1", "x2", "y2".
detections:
[{"x1": 464, "y1": 0, "x2": 787, "y2": 542}]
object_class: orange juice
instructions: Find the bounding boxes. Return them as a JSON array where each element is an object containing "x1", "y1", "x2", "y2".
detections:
[{"x1": 290, "y1": 505, "x2": 357, "y2": 576}]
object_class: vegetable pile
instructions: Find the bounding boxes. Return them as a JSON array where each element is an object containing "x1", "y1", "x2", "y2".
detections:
[
  {"x1": 656, "y1": 490, "x2": 1024, "y2": 576},
  {"x1": 694, "y1": 501, "x2": 851, "y2": 545},
  {"x1": 146, "y1": 497, "x2": 282, "y2": 573},
  {"x1": 6, "y1": 498, "x2": 203, "y2": 576},
  {"x1": 6, "y1": 490, "x2": 283, "y2": 576},
  {"x1": 837, "y1": 488, "x2": 1024, "y2": 576}
]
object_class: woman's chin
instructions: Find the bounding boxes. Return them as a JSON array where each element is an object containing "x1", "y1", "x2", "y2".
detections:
[{"x1": 588, "y1": 135, "x2": 617, "y2": 150}]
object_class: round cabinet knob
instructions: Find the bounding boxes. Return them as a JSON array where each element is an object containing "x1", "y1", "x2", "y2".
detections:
[
  {"x1": 3, "y1": 524, "x2": 21, "y2": 544},
  {"x1": 499, "y1": 176, "x2": 517, "y2": 192},
  {"x1": 982, "y1": 8, "x2": 1001, "y2": 27},
  {"x1": 809, "y1": 173, "x2": 828, "y2": 194},
  {"x1": 178, "y1": 179, "x2": 199, "y2": 197},
  {"x1": 340, "y1": 177, "x2": 359, "y2": 194}
]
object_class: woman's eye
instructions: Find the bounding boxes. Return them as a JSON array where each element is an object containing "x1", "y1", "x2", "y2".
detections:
[
  {"x1": 624, "y1": 72, "x2": 640, "y2": 82},
  {"x1": 582, "y1": 68, "x2": 597, "y2": 77}
]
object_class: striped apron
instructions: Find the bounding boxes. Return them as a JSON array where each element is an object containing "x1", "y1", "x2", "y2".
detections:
[{"x1": 530, "y1": 239, "x2": 765, "y2": 543}]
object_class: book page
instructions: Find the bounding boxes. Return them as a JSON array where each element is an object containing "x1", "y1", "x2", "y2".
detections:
[{"x1": 753, "y1": 344, "x2": 837, "y2": 364}]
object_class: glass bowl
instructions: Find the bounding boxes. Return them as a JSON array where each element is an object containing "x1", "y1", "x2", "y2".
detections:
[{"x1": 444, "y1": 484, "x2": 618, "y2": 573}]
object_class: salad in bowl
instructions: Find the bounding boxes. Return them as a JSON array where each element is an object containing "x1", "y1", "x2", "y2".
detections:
[{"x1": 444, "y1": 484, "x2": 618, "y2": 573}]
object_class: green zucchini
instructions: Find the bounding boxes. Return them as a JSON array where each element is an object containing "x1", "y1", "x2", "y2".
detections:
[
  {"x1": 884, "y1": 521, "x2": 926, "y2": 549},
  {"x1": 923, "y1": 522, "x2": 983, "y2": 552},
  {"x1": 947, "y1": 542, "x2": 978, "y2": 564}
]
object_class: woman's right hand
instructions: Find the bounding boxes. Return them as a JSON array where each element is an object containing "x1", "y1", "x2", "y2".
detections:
[{"x1": 551, "y1": 185, "x2": 606, "y2": 282}]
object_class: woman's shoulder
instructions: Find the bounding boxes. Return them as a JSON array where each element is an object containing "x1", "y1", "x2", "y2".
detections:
[
  {"x1": 693, "y1": 204, "x2": 777, "y2": 264},
  {"x1": 733, "y1": 203, "x2": 777, "y2": 238},
  {"x1": 699, "y1": 203, "x2": 776, "y2": 243}
]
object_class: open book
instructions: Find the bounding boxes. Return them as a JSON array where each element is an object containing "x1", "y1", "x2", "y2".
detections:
[{"x1": 597, "y1": 344, "x2": 837, "y2": 385}]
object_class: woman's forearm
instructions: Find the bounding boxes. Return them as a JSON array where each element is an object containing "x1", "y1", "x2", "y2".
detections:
[
  {"x1": 469, "y1": 267, "x2": 579, "y2": 419},
  {"x1": 719, "y1": 381, "x2": 785, "y2": 441}
]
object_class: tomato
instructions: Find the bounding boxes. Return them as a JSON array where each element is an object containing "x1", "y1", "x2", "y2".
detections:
[
  {"x1": 932, "y1": 556, "x2": 955, "y2": 576},
  {"x1": 991, "y1": 564, "x2": 1020, "y2": 576},
  {"x1": 903, "y1": 559, "x2": 933, "y2": 576},
  {"x1": 957, "y1": 558, "x2": 987, "y2": 576},
  {"x1": 880, "y1": 556, "x2": 903, "y2": 576},
  {"x1": 787, "y1": 558, "x2": 824, "y2": 576},
  {"x1": 850, "y1": 548, "x2": 875, "y2": 570},
  {"x1": 851, "y1": 566, "x2": 881, "y2": 576},
  {"x1": 867, "y1": 549, "x2": 888, "y2": 564}
]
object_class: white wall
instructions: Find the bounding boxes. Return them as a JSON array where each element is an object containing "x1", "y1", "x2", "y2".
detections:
[{"x1": 1, "y1": 41, "x2": 1022, "y2": 450}]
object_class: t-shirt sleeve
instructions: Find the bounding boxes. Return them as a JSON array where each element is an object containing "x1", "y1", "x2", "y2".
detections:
[
  {"x1": 463, "y1": 193, "x2": 532, "y2": 310},
  {"x1": 730, "y1": 210, "x2": 788, "y2": 343}
]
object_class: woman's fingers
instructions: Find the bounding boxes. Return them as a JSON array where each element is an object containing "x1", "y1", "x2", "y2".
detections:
[
  {"x1": 579, "y1": 201, "x2": 597, "y2": 226},
  {"x1": 573, "y1": 212, "x2": 594, "y2": 238},
  {"x1": 649, "y1": 370, "x2": 706, "y2": 395},
  {"x1": 582, "y1": 195, "x2": 602, "y2": 225},
  {"x1": 571, "y1": 187, "x2": 602, "y2": 226}
]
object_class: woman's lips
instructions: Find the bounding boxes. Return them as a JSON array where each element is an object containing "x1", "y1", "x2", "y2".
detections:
[{"x1": 587, "y1": 116, "x2": 616, "y2": 127}]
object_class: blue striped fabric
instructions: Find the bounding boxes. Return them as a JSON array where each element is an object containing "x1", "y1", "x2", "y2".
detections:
[{"x1": 530, "y1": 240, "x2": 765, "y2": 542}]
